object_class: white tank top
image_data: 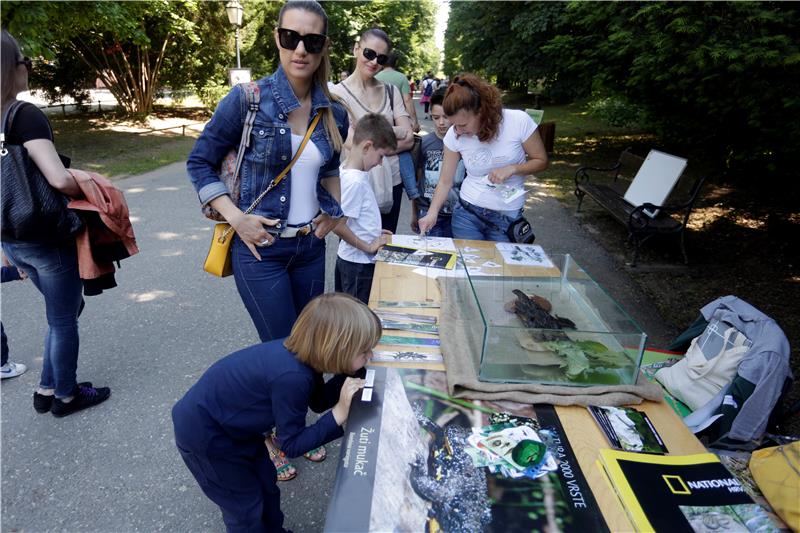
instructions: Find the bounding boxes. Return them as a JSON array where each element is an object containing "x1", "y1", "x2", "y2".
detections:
[{"x1": 286, "y1": 134, "x2": 323, "y2": 225}]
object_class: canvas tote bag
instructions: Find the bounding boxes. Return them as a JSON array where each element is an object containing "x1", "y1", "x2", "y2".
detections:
[{"x1": 655, "y1": 322, "x2": 751, "y2": 410}]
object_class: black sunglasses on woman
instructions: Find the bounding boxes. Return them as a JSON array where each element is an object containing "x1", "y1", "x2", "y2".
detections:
[
  {"x1": 276, "y1": 28, "x2": 327, "y2": 54},
  {"x1": 17, "y1": 56, "x2": 32, "y2": 73},
  {"x1": 361, "y1": 47, "x2": 389, "y2": 66}
]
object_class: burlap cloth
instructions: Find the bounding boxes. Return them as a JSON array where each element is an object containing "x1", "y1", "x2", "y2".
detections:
[{"x1": 437, "y1": 277, "x2": 663, "y2": 406}]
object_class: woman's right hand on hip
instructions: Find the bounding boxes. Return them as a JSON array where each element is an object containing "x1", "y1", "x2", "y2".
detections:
[{"x1": 230, "y1": 212, "x2": 280, "y2": 260}]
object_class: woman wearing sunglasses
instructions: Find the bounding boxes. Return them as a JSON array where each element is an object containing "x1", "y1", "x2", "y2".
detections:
[
  {"x1": 417, "y1": 73, "x2": 549, "y2": 241},
  {"x1": 331, "y1": 28, "x2": 416, "y2": 234},
  {"x1": 1, "y1": 30, "x2": 112, "y2": 416},
  {"x1": 186, "y1": 0, "x2": 348, "y2": 481}
]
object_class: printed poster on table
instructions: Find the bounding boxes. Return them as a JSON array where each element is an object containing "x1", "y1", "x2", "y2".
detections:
[
  {"x1": 325, "y1": 367, "x2": 607, "y2": 533},
  {"x1": 495, "y1": 243, "x2": 554, "y2": 268}
]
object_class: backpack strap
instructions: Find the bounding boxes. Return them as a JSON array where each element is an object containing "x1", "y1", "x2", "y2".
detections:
[
  {"x1": 230, "y1": 82, "x2": 261, "y2": 181},
  {"x1": 385, "y1": 83, "x2": 394, "y2": 114}
]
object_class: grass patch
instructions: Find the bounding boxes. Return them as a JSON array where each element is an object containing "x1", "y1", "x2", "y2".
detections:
[{"x1": 49, "y1": 106, "x2": 208, "y2": 178}]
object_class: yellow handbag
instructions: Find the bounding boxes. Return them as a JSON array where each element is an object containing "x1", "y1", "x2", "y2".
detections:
[
  {"x1": 204, "y1": 223, "x2": 235, "y2": 277},
  {"x1": 203, "y1": 112, "x2": 321, "y2": 277}
]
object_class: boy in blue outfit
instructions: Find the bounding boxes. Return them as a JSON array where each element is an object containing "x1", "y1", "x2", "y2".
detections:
[
  {"x1": 172, "y1": 293, "x2": 378, "y2": 532},
  {"x1": 335, "y1": 113, "x2": 396, "y2": 303},
  {"x1": 409, "y1": 89, "x2": 466, "y2": 237}
]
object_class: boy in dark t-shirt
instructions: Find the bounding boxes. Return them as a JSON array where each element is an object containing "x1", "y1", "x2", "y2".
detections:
[{"x1": 410, "y1": 90, "x2": 465, "y2": 237}]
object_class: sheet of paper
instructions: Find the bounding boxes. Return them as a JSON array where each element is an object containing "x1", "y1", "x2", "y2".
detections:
[
  {"x1": 391, "y1": 234, "x2": 456, "y2": 252},
  {"x1": 361, "y1": 388, "x2": 373, "y2": 402},
  {"x1": 372, "y1": 350, "x2": 443, "y2": 363},
  {"x1": 364, "y1": 368, "x2": 375, "y2": 388},
  {"x1": 499, "y1": 184, "x2": 527, "y2": 204},
  {"x1": 495, "y1": 243, "x2": 554, "y2": 268}
]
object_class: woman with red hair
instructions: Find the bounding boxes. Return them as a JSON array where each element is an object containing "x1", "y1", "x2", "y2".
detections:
[{"x1": 418, "y1": 73, "x2": 548, "y2": 241}]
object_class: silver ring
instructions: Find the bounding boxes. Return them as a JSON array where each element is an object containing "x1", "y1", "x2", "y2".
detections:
[{"x1": 258, "y1": 238, "x2": 272, "y2": 247}]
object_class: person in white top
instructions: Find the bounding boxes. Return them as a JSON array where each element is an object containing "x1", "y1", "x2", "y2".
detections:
[
  {"x1": 418, "y1": 73, "x2": 548, "y2": 242},
  {"x1": 335, "y1": 113, "x2": 395, "y2": 303}
]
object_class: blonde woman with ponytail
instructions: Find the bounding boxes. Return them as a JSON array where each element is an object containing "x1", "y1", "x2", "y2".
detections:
[{"x1": 186, "y1": 0, "x2": 349, "y2": 480}]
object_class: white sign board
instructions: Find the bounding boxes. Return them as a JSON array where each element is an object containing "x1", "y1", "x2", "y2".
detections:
[{"x1": 623, "y1": 150, "x2": 687, "y2": 218}]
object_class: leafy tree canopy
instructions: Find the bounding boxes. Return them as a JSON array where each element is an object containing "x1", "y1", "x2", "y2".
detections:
[{"x1": 2, "y1": 0, "x2": 230, "y2": 116}]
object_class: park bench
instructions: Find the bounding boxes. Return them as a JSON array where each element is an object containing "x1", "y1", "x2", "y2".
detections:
[{"x1": 574, "y1": 149, "x2": 709, "y2": 266}]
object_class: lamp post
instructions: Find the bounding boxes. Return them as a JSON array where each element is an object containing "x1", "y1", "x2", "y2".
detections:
[{"x1": 225, "y1": 0, "x2": 244, "y2": 68}]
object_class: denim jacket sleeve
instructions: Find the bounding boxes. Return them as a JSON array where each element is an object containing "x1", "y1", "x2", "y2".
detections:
[{"x1": 186, "y1": 86, "x2": 244, "y2": 206}]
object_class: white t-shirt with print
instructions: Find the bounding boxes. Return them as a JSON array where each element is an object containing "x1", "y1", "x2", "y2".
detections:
[
  {"x1": 337, "y1": 167, "x2": 383, "y2": 264},
  {"x1": 443, "y1": 108, "x2": 537, "y2": 211}
]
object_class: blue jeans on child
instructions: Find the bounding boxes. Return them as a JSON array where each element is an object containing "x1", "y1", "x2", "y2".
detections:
[
  {"x1": 334, "y1": 258, "x2": 375, "y2": 304},
  {"x1": 381, "y1": 151, "x2": 418, "y2": 234},
  {"x1": 232, "y1": 233, "x2": 326, "y2": 342},
  {"x1": 1, "y1": 241, "x2": 84, "y2": 397},
  {"x1": 451, "y1": 200, "x2": 524, "y2": 242}
]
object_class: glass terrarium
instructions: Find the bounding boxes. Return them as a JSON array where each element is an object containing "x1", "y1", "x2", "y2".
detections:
[{"x1": 455, "y1": 254, "x2": 646, "y2": 386}]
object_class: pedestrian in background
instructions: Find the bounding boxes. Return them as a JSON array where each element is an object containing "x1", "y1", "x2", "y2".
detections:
[
  {"x1": 1, "y1": 30, "x2": 111, "y2": 417},
  {"x1": 376, "y1": 52, "x2": 420, "y2": 132},
  {"x1": 1, "y1": 254, "x2": 28, "y2": 380}
]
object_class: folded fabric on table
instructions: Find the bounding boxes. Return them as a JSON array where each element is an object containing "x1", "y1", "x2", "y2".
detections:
[{"x1": 437, "y1": 278, "x2": 663, "y2": 406}]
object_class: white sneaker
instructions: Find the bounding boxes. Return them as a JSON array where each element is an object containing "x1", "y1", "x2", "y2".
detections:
[{"x1": 1, "y1": 361, "x2": 28, "y2": 379}]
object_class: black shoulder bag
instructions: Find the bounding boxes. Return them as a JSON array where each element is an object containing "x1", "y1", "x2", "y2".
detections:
[
  {"x1": 457, "y1": 198, "x2": 535, "y2": 244},
  {"x1": 0, "y1": 101, "x2": 82, "y2": 243}
]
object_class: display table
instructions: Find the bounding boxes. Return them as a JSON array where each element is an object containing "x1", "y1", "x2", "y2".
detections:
[{"x1": 326, "y1": 239, "x2": 705, "y2": 532}]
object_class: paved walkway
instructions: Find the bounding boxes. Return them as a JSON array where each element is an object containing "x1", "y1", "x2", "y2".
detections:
[{"x1": 0, "y1": 98, "x2": 675, "y2": 532}]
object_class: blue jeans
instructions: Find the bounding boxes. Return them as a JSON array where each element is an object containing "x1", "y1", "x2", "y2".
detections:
[
  {"x1": 451, "y1": 200, "x2": 523, "y2": 242},
  {"x1": 232, "y1": 233, "x2": 326, "y2": 342},
  {"x1": 334, "y1": 257, "x2": 375, "y2": 304},
  {"x1": 2, "y1": 241, "x2": 84, "y2": 397},
  {"x1": 399, "y1": 150, "x2": 419, "y2": 200},
  {"x1": 417, "y1": 208, "x2": 453, "y2": 238}
]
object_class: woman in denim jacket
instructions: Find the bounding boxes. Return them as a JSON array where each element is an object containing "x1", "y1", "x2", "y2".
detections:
[
  {"x1": 187, "y1": 0, "x2": 347, "y2": 480},
  {"x1": 188, "y1": 0, "x2": 348, "y2": 344}
]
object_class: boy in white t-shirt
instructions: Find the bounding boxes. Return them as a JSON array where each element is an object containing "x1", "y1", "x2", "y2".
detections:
[{"x1": 334, "y1": 114, "x2": 396, "y2": 303}]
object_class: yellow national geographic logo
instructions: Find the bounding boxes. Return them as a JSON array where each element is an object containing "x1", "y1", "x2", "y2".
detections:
[{"x1": 663, "y1": 475, "x2": 691, "y2": 495}]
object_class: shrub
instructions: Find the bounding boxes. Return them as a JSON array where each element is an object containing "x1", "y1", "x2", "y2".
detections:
[
  {"x1": 195, "y1": 80, "x2": 230, "y2": 111},
  {"x1": 586, "y1": 94, "x2": 644, "y2": 128}
]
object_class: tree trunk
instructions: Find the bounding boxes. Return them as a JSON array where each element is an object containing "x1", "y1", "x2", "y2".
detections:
[{"x1": 71, "y1": 35, "x2": 171, "y2": 118}]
